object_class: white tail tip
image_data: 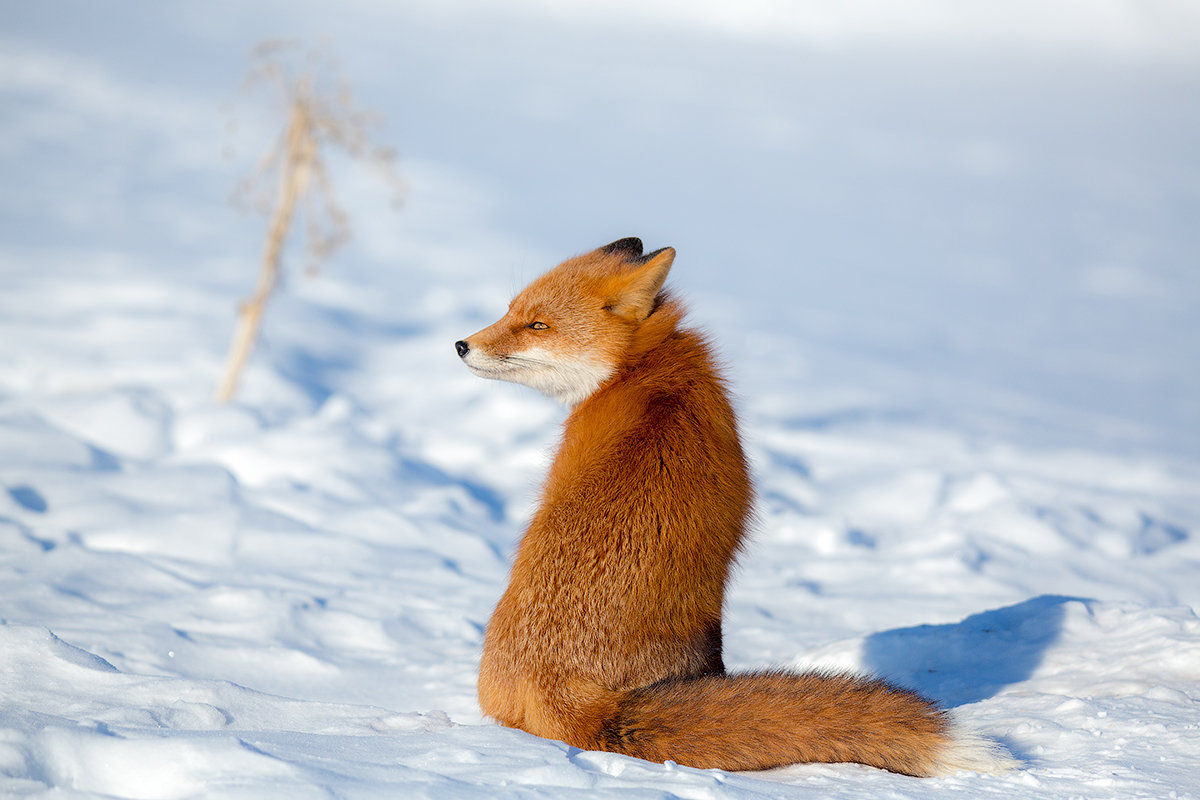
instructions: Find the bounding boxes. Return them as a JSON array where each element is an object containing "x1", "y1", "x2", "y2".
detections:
[{"x1": 934, "y1": 720, "x2": 1020, "y2": 775}]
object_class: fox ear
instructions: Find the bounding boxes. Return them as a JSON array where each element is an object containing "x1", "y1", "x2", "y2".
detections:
[
  {"x1": 607, "y1": 247, "x2": 675, "y2": 321},
  {"x1": 600, "y1": 237, "x2": 644, "y2": 260}
]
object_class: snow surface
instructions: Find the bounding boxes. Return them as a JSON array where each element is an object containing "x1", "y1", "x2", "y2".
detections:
[{"x1": 2, "y1": 2, "x2": 1199, "y2": 798}]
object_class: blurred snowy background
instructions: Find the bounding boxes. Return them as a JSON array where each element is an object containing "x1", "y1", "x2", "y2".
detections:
[
  {"x1": 4, "y1": 0, "x2": 1198, "y2": 456},
  {"x1": 2, "y1": 2, "x2": 1199, "y2": 798}
]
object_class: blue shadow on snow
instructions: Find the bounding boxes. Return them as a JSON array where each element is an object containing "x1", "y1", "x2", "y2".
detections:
[
  {"x1": 396, "y1": 456, "x2": 507, "y2": 523},
  {"x1": 6, "y1": 484, "x2": 48, "y2": 513},
  {"x1": 862, "y1": 594, "x2": 1090, "y2": 707}
]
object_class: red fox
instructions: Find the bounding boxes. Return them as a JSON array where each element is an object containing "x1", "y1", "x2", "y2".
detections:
[{"x1": 455, "y1": 238, "x2": 1013, "y2": 776}]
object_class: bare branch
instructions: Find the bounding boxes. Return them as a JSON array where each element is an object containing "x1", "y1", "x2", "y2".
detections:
[{"x1": 216, "y1": 40, "x2": 405, "y2": 402}]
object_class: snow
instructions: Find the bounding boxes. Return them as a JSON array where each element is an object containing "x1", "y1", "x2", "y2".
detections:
[{"x1": 2, "y1": 2, "x2": 1199, "y2": 798}]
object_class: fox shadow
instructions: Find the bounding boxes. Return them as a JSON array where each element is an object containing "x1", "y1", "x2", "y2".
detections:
[{"x1": 861, "y1": 594, "x2": 1088, "y2": 707}]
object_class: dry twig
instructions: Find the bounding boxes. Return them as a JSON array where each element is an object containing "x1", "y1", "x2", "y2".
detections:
[{"x1": 216, "y1": 39, "x2": 403, "y2": 402}]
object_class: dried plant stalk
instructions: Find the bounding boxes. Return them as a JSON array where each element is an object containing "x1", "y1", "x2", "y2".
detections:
[
  {"x1": 216, "y1": 41, "x2": 403, "y2": 402},
  {"x1": 217, "y1": 95, "x2": 316, "y2": 402}
]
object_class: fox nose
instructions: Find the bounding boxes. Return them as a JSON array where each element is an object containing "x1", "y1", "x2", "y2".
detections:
[{"x1": 455, "y1": 340, "x2": 470, "y2": 358}]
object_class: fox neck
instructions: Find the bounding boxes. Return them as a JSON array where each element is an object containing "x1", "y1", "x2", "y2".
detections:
[
  {"x1": 561, "y1": 298, "x2": 685, "y2": 409},
  {"x1": 523, "y1": 349, "x2": 615, "y2": 408}
]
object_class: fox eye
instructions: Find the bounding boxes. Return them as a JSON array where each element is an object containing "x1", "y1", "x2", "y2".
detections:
[{"x1": 528, "y1": 321, "x2": 549, "y2": 330}]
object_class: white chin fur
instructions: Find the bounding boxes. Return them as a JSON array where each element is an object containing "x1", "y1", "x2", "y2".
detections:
[{"x1": 463, "y1": 347, "x2": 613, "y2": 407}]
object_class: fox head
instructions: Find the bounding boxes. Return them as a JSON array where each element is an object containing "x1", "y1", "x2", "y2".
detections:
[{"x1": 455, "y1": 237, "x2": 676, "y2": 407}]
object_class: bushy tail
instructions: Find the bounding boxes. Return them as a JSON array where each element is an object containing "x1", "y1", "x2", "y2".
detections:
[{"x1": 595, "y1": 670, "x2": 1014, "y2": 777}]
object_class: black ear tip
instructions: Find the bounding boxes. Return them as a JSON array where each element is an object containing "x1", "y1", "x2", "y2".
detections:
[{"x1": 600, "y1": 237, "x2": 644, "y2": 259}]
